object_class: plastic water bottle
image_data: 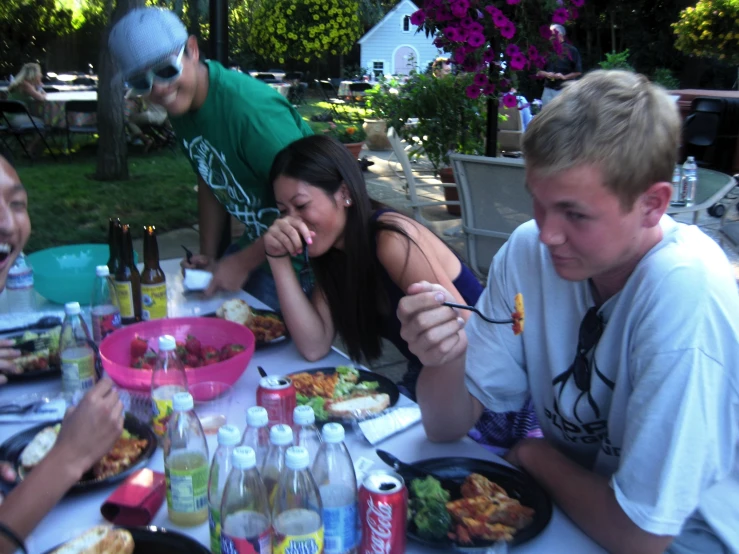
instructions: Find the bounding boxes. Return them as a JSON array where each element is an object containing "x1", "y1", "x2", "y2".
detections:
[
  {"x1": 293, "y1": 405, "x2": 322, "y2": 466},
  {"x1": 90, "y1": 265, "x2": 121, "y2": 344},
  {"x1": 7, "y1": 252, "x2": 36, "y2": 314},
  {"x1": 261, "y1": 424, "x2": 293, "y2": 509},
  {"x1": 682, "y1": 156, "x2": 698, "y2": 205},
  {"x1": 163, "y1": 392, "x2": 210, "y2": 527},
  {"x1": 273, "y1": 446, "x2": 324, "y2": 552},
  {"x1": 208, "y1": 424, "x2": 241, "y2": 554},
  {"x1": 151, "y1": 335, "x2": 188, "y2": 437},
  {"x1": 671, "y1": 165, "x2": 682, "y2": 205},
  {"x1": 312, "y1": 423, "x2": 358, "y2": 554},
  {"x1": 59, "y1": 301, "x2": 96, "y2": 395},
  {"x1": 220, "y1": 446, "x2": 272, "y2": 553},
  {"x1": 240, "y1": 406, "x2": 270, "y2": 468}
]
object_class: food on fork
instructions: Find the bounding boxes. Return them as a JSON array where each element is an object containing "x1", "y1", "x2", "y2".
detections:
[
  {"x1": 512, "y1": 293, "x2": 525, "y2": 335},
  {"x1": 216, "y1": 298, "x2": 252, "y2": 325},
  {"x1": 49, "y1": 525, "x2": 134, "y2": 554}
]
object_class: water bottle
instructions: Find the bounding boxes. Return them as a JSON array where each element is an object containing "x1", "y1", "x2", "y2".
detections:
[
  {"x1": 273, "y1": 446, "x2": 324, "y2": 552},
  {"x1": 261, "y1": 424, "x2": 293, "y2": 509},
  {"x1": 59, "y1": 301, "x2": 96, "y2": 395},
  {"x1": 7, "y1": 252, "x2": 36, "y2": 314},
  {"x1": 208, "y1": 424, "x2": 241, "y2": 554},
  {"x1": 682, "y1": 156, "x2": 698, "y2": 205},
  {"x1": 293, "y1": 405, "x2": 322, "y2": 466},
  {"x1": 220, "y1": 446, "x2": 272, "y2": 553},
  {"x1": 163, "y1": 391, "x2": 209, "y2": 526},
  {"x1": 240, "y1": 406, "x2": 270, "y2": 468},
  {"x1": 90, "y1": 265, "x2": 121, "y2": 344},
  {"x1": 151, "y1": 335, "x2": 188, "y2": 437},
  {"x1": 312, "y1": 423, "x2": 358, "y2": 554},
  {"x1": 671, "y1": 165, "x2": 682, "y2": 205}
]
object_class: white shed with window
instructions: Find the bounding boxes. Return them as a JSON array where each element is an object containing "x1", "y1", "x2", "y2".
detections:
[{"x1": 358, "y1": 0, "x2": 440, "y2": 79}]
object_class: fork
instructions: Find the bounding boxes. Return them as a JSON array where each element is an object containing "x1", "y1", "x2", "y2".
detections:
[
  {"x1": 443, "y1": 302, "x2": 514, "y2": 324},
  {"x1": 15, "y1": 335, "x2": 52, "y2": 354}
]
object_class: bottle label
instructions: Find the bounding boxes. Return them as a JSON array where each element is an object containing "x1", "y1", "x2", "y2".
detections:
[
  {"x1": 114, "y1": 281, "x2": 135, "y2": 319},
  {"x1": 221, "y1": 529, "x2": 271, "y2": 554},
  {"x1": 7, "y1": 268, "x2": 33, "y2": 290},
  {"x1": 141, "y1": 282, "x2": 167, "y2": 320},
  {"x1": 273, "y1": 528, "x2": 323, "y2": 554},
  {"x1": 61, "y1": 352, "x2": 96, "y2": 393},
  {"x1": 165, "y1": 464, "x2": 208, "y2": 513},
  {"x1": 323, "y1": 504, "x2": 358, "y2": 554},
  {"x1": 151, "y1": 396, "x2": 174, "y2": 436},
  {"x1": 210, "y1": 507, "x2": 222, "y2": 554},
  {"x1": 91, "y1": 309, "x2": 121, "y2": 342}
]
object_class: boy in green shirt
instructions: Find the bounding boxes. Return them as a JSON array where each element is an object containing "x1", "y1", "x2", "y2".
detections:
[{"x1": 109, "y1": 7, "x2": 312, "y2": 308}]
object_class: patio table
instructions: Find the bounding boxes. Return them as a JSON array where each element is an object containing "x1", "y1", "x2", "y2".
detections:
[
  {"x1": 668, "y1": 167, "x2": 735, "y2": 224},
  {"x1": 0, "y1": 258, "x2": 602, "y2": 554},
  {"x1": 268, "y1": 82, "x2": 291, "y2": 99},
  {"x1": 43, "y1": 90, "x2": 98, "y2": 129}
]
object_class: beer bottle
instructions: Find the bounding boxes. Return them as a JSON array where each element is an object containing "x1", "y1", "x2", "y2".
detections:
[
  {"x1": 141, "y1": 225, "x2": 167, "y2": 320},
  {"x1": 114, "y1": 224, "x2": 142, "y2": 325},
  {"x1": 107, "y1": 217, "x2": 121, "y2": 276}
]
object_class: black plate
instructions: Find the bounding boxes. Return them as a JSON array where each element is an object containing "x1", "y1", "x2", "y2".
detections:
[
  {"x1": 43, "y1": 525, "x2": 210, "y2": 554},
  {"x1": 249, "y1": 307, "x2": 290, "y2": 348},
  {"x1": 400, "y1": 457, "x2": 552, "y2": 550},
  {"x1": 1, "y1": 328, "x2": 61, "y2": 382},
  {"x1": 0, "y1": 414, "x2": 156, "y2": 495},
  {"x1": 287, "y1": 366, "x2": 400, "y2": 422}
]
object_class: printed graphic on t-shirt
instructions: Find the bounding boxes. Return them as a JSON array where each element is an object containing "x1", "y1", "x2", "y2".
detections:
[{"x1": 183, "y1": 136, "x2": 280, "y2": 243}]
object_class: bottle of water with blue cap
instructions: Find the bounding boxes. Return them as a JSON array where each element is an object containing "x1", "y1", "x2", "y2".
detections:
[
  {"x1": 681, "y1": 156, "x2": 698, "y2": 205},
  {"x1": 208, "y1": 424, "x2": 242, "y2": 554},
  {"x1": 7, "y1": 252, "x2": 35, "y2": 314}
]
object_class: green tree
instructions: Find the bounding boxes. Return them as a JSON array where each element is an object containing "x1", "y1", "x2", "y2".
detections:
[{"x1": 673, "y1": 0, "x2": 739, "y2": 64}]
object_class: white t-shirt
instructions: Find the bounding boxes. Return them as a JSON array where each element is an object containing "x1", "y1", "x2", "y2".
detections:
[{"x1": 464, "y1": 217, "x2": 739, "y2": 549}]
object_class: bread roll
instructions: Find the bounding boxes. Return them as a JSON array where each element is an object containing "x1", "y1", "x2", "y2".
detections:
[
  {"x1": 50, "y1": 526, "x2": 134, "y2": 554},
  {"x1": 216, "y1": 298, "x2": 252, "y2": 326}
]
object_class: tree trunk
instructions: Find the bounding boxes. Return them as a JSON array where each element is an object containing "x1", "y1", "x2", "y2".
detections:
[
  {"x1": 94, "y1": 0, "x2": 144, "y2": 181},
  {"x1": 173, "y1": 0, "x2": 184, "y2": 18},
  {"x1": 187, "y1": 0, "x2": 201, "y2": 39}
]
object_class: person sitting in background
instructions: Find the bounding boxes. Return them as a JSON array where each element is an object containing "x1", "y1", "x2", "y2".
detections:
[
  {"x1": 124, "y1": 92, "x2": 168, "y2": 152},
  {"x1": 5, "y1": 64, "x2": 47, "y2": 157},
  {"x1": 264, "y1": 135, "x2": 539, "y2": 449},
  {"x1": 431, "y1": 57, "x2": 452, "y2": 78},
  {"x1": 398, "y1": 70, "x2": 738, "y2": 553}
]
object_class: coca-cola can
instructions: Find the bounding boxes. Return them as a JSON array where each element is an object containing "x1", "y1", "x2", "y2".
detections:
[
  {"x1": 256, "y1": 376, "x2": 296, "y2": 427},
  {"x1": 359, "y1": 469, "x2": 407, "y2": 554}
]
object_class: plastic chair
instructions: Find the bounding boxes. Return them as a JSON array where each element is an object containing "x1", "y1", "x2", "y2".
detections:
[
  {"x1": 65, "y1": 99, "x2": 98, "y2": 154},
  {"x1": 0, "y1": 99, "x2": 56, "y2": 161}
]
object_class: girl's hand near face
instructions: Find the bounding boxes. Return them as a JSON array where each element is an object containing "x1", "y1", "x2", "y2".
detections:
[{"x1": 264, "y1": 216, "x2": 315, "y2": 258}]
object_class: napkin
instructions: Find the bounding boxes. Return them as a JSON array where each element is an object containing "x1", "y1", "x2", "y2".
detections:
[
  {"x1": 0, "y1": 398, "x2": 67, "y2": 423},
  {"x1": 183, "y1": 269, "x2": 213, "y2": 292},
  {"x1": 356, "y1": 406, "x2": 422, "y2": 445},
  {"x1": 100, "y1": 468, "x2": 166, "y2": 526}
]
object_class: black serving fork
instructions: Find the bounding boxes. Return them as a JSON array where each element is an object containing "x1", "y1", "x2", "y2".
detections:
[
  {"x1": 443, "y1": 301, "x2": 514, "y2": 325},
  {"x1": 299, "y1": 236, "x2": 312, "y2": 295}
]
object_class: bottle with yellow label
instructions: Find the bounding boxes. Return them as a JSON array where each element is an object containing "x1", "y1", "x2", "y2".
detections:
[
  {"x1": 164, "y1": 392, "x2": 209, "y2": 527},
  {"x1": 272, "y1": 446, "x2": 324, "y2": 554},
  {"x1": 114, "y1": 223, "x2": 141, "y2": 325},
  {"x1": 151, "y1": 335, "x2": 188, "y2": 437},
  {"x1": 59, "y1": 301, "x2": 97, "y2": 395},
  {"x1": 141, "y1": 225, "x2": 167, "y2": 321}
]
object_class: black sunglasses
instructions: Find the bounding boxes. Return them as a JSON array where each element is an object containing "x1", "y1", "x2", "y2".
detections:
[{"x1": 571, "y1": 307, "x2": 604, "y2": 391}]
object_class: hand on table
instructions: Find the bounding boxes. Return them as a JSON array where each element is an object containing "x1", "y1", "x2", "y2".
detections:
[
  {"x1": 180, "y1": 253, "x2": 214, "y2": 274},
  {"x1": 0, "y1": 340, "x2": 21, "y2": 385},
  {"x1": 264, "y1": 216, "x2": 314, "y2": 259},
  {"x1": 204, "y1": 254, "x2": 250, "y2": 297},
  {"x1": 397, "y1": 281, "x2": 467, "y2": 367}
]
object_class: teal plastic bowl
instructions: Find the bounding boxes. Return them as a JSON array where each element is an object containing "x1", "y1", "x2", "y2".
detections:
[{"x1": 28, "y1": 244, "x2": 137, "y2": 306}]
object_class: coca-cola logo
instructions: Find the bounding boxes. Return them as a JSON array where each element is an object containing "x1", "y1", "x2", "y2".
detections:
[{"x1": 365, "y1": 497, "x2": 393, "y2": 553}]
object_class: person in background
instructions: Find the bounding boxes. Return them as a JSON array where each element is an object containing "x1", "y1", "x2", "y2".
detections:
[
  {"x1": 398, "y1": 70, "x2": 738, "y2": 553},
  {"x1": 264, "y1": 135, "x2": 539, "y2": 450},
  {"x1": 5, "y1": 64, "x2": 47, "y2": 157},
  {"x1": 431, "y1": 57, "x2": 452, "y2": 78},
  {"x1": 124, "y1": 91, "x2": 168, "y2": 152},
  {"x1": 108, "y1": 7, "x2": 312, "y2": 309},
  {"x1": 537, "y1": 24, "x2": 582, "y2": 106}
]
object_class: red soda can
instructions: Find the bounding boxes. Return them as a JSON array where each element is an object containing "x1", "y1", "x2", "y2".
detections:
[
  {"x1": 256, "y1": 376, "x2": 296, "y2": 427},
  {"x1": 359, "y1": 470, "x2": 407, "y2": 554}
]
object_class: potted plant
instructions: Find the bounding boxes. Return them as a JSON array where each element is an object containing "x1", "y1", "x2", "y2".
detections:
[
  {"x1": 363, "y1": 76, "x2": 405, "y2": 151},
  {"x1": 323, "y1": 122, "x2": 367, "y2": 159}
]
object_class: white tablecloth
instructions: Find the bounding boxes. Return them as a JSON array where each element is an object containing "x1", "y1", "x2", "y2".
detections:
[{"x1": 0, "y1": 259, "x2": 602, "y2": 553}]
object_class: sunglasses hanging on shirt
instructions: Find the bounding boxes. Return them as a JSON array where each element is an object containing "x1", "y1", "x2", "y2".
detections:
[
  {"x1": 571, "y1": 306, "x2": 605, "y2": 391},
  {"x1": 125, "y1": 44, "x2": 186, "y2": 97}
]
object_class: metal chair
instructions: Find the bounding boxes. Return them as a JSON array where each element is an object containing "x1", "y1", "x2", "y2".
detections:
[
  {"x1": 498, "y1": 105, "x2": 523, "y2": 154},
  {"x1": 314, "y1": 80, "x2": 351, "y2": 122},
  {"x1": 65, "y1": 100, "x2": 98, "y2": 154},
  {"x1": 347, "y1": 82, "x2": 373, "y2": 117},
  {"x1": 0, "y1": 99, "x2": 56, "y2": 161},
  {"x1": 450, "y1": 153, "x2": 532, "y2": 278}
]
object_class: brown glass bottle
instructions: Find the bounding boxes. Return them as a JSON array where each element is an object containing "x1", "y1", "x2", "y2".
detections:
[
  {"x1": 107, "y1": 217, "x2": 121, "y2": 276},
  {"x1": 140, "y1": 225, "x2": 167, "y2": 320},
  {"x1": 114, "y1": 224, "x2": 142, "y2": 325}
]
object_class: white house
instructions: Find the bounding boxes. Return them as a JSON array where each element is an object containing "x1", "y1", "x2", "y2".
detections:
[{"x1": 358, "y1": 0, "x2": 440, "y2": 79}]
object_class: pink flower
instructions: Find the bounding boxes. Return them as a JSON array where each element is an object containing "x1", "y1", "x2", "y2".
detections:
[
  {"x1": 433, "y1": 37, "x2": 444, "y2": 47},
  {"x1": 467, "y1": 31, "x2": 486, "y2": 48},
  {"x1": 451, "y1": 0, "x2": 469, "y2": 18},
  {"x1": 473, "y1": 73, "x2": 489, "y2": 86},
  {"x1": 484, "y1": 5, "x2": 501, "y2": 17},
  {"x1": 506, "y1": 0, "x2": 521, "y2": 4},
  {"x1": 500, "y1": 21, "x2": 516, "y2": 39},
  {"x1": 539, "y1": 24, "x2": 553, "y2": 40},
  {"x1": 528, "y1": 45, "x2": 540, "y2": 58},
  {"x1": 571, "y1": 0, "x2": 585, "y2": 6},
  {"x1": 492, "y1": 12, "x2": 508, "y2": 27},
  {"x1": 460, "y1": 16, "x2": 475, "y2": 28},
  {"x1": 466, "y1": 85, "x2": 481, "y2": 99},
  {"x1": 482, "y1": 48, "x2": 496, "y2": 63},
  {"x1": 505, "y1": 44, "x2": 520, "y2": 57},
  {"x1": 509, "y1": 52, "x2": 528, "y2": 70},
  {"x1": 482, "y1": 83, "x2": 496, "y2": 95},
  {"x1": 531, "y1": 54, "x2": 547, "y2": 68},
  {"x1": 444, "y1": 26, "x2": 462, "y2": 41},
  {"x1": 410, "y1": 9, "x2": 425, "y2": 26},
  {"x1": 551, "y1": 39, "x2": 563, "y2": 55},
  {"x1": 502, "y1": 93, "x2": 518, "y2": 108},
  {"x1": 453, "y1": 49, "x2": 467, "y2": 64},
  {"x1": 552, "y1": 8, "x2": 569, "y2": 24},
  {"x1": 467, "y1": 21, "x2": 484, "y2": 33},
  {"x1": 569, "y1": 7, "x2": 579, "y2": 20},
  {"x1": 462, "y1": 58, "x2": 480, "y2": 72},
  {"x1": 436, "y1": 8, "x2": 452, "y2": 21}
]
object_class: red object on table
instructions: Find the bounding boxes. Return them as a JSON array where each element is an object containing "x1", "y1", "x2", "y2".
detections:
[
  {"x1": 100, "y1": 469, "x2": 166, "y2": 526},
  {"x1": 359, "y1": 470, "x2": 408, "y2": 554},
  {"x1": 256, "y1": 376, "x2": 296, "y2": 427}
]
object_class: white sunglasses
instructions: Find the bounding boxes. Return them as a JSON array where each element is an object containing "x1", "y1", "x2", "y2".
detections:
[{"x1": 125, "y1": 44, "x2": 186, "y2": 96}]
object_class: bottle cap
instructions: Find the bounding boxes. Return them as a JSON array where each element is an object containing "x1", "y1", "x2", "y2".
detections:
[
  {"x1": 95, "y1": 265, "x2": 110, "y2": 277},
  {"x1": 173, "y1": 392, "x2": 193, "y2": 411},
  {"x1": 293, "y1": 405, "x2": 315, "y2": 426},
  {"x1": 217, "y1": 424, "x2": 241, "y2": 446},
  {"x1": 246, "y1": 406, "x2": 268, "y2": 428},
  {"x1": 269, "y1": 424, "x2": 293, "y2": 446},
  {"x1": 285, "y1": 446, "x2": 310, "y2": 470},
  {"x1": 158, "y1": 335, "x2": 176, "y2": 352},
  {"x1": 231, "y1": 446, "x2": 257, "y2": 470},
  {"x1": 64, "y1": 302, "x2": 81, "y2": 315},
  {"x1": 322, "y1": 422, "x2": 345, "y2": 443}
]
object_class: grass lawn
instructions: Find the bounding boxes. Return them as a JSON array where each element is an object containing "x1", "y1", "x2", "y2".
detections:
[{"x1": 11, "y1": 93, "x2": 373, "y2": 253}]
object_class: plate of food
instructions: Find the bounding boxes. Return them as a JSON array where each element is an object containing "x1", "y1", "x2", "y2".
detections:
[
  {"x1": 214, "y1": 299, "x2": 289, "y2": 348},
  {"x1": 0, "y1": 414, "x2": 155, "y2": 495},
  {"x1": 288, "y1": 365, "x2": 399, "y2": 422},
  {"x1": 395, "y1": 456, "x2": 551, "y2": 550},
  {"x1": 2, "y1": 326, "x2": 62, "y2": 382},
  {"x1": 44, "y1": 524, "x2": 210, "y2": 554}
]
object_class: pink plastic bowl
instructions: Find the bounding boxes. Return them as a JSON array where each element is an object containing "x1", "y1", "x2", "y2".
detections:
[{"x1": 99, "y1": 317, "x2": 256, "y2": 393}]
